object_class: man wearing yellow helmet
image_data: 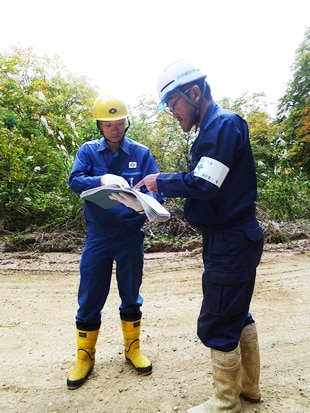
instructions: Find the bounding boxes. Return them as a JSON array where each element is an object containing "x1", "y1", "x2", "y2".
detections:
[
  {"x1": 136, "y1": 60, "x2": 264, "y2": 412},
  {"x1": 67, "y1": 94, "x2": 163, "y2": 389}
]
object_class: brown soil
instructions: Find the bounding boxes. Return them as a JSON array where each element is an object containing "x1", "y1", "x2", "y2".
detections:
[{"x1": 1, "y1": 239, "x2": 310, "y2": 413}]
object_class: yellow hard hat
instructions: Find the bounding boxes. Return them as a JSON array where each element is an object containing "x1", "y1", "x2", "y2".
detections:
[{"x1": 93, "y1": 94, "x2": 129, "y2": 121}]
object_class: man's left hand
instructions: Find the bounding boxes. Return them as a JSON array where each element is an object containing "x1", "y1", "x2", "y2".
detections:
[{"x1": 109, "y1": 192, "x2": 144, "y2": 212}]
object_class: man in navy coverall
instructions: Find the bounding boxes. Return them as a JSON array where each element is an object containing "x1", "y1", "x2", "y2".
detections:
[
  {"x1": 135, "y1": 61, "x2": 264, "y2": 412},
  {"x1": 67, "y1": 94, "x2": 162, "y2": 389}
]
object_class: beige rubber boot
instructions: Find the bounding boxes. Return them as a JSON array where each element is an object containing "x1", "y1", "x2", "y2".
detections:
[
  {"x1": 187, "y1": 344, "x2": 242, "y2": 413},
  {"x1": 240, "y1": 323, "x2": 261, "y2": 403},
  {"x1": 121, "y1": 319, "x2": 152, "y2": 375},
  {"x1": 67, "y1": 329, "x2": 99, "y2": 389}
]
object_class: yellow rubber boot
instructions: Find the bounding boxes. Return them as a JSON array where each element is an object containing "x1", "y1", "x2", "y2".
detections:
[
  {"x1": 67, "y1": 329, "x2": 99, "y2": 389},
  {"x1": 240, "y1": 323, "x2": 261, "y2": 403},
  {"x1": 187, "y1": 344, "x2": 242, "y2": 413},
  {"x1": 121, "y1": 319, "x2": 152, "y2": 375}
]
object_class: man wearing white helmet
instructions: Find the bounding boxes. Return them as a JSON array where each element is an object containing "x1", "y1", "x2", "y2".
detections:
[
  {"x1": 136, "y1": 60, "x2": 264, "y2": 412},
  {"x1": 67, "y1": 94, "x2": 163, "y2": 389}
]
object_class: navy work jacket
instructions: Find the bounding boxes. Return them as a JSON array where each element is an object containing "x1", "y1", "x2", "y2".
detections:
[
  {"x1": 69, "y1": 136, "x2": 162, "y2": 236},
  {"x1": 156, "y1": 102, "x2": 258, "y2": 230}
]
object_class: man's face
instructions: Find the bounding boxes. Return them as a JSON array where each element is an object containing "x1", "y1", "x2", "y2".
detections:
[
  {"x1": 166, "y1": 89, "x2": 196, "y2": 133},
  {"x1": 99, "y1": 119, "x2": 126, "y2": 143}
]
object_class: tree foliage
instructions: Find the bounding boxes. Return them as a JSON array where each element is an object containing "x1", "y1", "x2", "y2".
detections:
[
  {"x1": 1, "y1": 35, "x2": 310, "y2": 236},
  {"x1": 277, "y1": 27, "x2": 310, "y2": 173},
  {"x1": 219, "y1": 92, "x2": 280, "y2": 171},
  {"x1": 0, "y1": 47, "x2": 98, "y2": 231}
]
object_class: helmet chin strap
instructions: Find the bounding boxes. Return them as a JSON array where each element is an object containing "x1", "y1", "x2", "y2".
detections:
[{"x1": 178, "y1": 83, "x2": 206, "y2": 132}]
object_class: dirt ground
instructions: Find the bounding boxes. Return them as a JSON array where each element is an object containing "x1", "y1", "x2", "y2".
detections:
[{"x1": 1, "y1": 240, "x2": 310, "y2": 413}]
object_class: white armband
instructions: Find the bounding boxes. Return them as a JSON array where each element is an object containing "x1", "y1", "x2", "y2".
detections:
[{"x1": 193, "y1": 156, "x2": 229, "y2": 188}]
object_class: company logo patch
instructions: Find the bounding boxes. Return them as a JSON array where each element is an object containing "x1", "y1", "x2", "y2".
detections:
[
  {"x1": 109, "y1": 108, "x2": 117, "y2": 114},
  {"x1": 129, "y1": 162, "x2": 137, "y2": 168}
]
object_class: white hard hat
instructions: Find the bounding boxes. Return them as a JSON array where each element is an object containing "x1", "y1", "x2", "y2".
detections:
[{"x1": 156, "y1": 60, "x2": 206, "y2": 110}]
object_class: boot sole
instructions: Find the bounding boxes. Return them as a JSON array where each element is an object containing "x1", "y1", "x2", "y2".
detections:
[
  {"x1": 126, "y1": 358, "x2": 152, "y2": 375},
  {"x1": 67, "y1": 366, "x2": 93, "y2": 389},
  {"x1": 240, "y1": 393, "x2": 261, "y2": 403}
]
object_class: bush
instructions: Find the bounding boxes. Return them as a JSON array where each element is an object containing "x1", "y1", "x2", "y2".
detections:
[{"x1": 258, "y1": 169, "x2": 310, "y2": 221}]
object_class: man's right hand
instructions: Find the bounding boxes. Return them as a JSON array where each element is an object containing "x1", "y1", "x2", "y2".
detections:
[{"x1": 100, "y1": 174, "x2": 129, "y2": 188}]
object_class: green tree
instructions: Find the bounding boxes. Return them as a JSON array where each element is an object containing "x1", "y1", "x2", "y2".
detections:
[
  {"x1": 1, "y1": 44, "x2": 309, "y2": 237},
  {"x1": 277, "y1": 27, "x2": 310, "y2": 173},
  {"x1": 0, "y1": 47, "x2": 98, "y2": 231},
  {"x1": 218, "y1": 93, "x2": 280, "y2": 181}
]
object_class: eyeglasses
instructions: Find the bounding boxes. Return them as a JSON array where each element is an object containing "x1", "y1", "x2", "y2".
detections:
[{"x1": 168, "y1": 87, "x2": 192, "y2": 114}]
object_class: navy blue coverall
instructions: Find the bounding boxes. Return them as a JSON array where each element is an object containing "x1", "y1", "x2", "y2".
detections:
[
  {"x1": 156, "y1": 102, "x2": 264, "y2": 352},
  {"x1": 69, "y1": 136, "x2": 162, "y2": 330}
]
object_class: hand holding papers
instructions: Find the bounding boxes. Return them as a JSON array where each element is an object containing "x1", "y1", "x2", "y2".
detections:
[
  {"x1": 80, "y1": 184, "x2": 170, "y2": 223},
  {"x1": 109, "y1": 192, "x2": 143, "y2": 212}
]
